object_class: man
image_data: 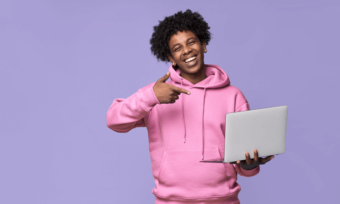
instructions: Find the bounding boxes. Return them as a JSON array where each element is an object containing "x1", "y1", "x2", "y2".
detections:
[{"x1": 107, "y1": 9, "x2": 273, "y2": 204}]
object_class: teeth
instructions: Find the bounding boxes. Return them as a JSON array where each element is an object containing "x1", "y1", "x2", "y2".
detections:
[{"x1": 185, "y1": 56, "x2": 196, "y2": 63}]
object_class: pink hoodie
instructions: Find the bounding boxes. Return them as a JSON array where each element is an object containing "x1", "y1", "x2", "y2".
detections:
[{"x1": 107, "y1": 64, "x2": 260, "y2": 204}]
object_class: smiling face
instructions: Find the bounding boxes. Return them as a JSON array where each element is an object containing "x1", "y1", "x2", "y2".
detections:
[{"x1": 167, "y1": 30, "x2": 206, "y2": 78}]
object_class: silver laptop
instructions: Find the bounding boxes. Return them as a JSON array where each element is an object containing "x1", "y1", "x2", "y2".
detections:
[{"x1": 201, "y1": 105, "x2": 288, "y2": 163}]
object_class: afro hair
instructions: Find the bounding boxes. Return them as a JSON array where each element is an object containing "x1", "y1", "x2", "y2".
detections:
[{"x1": 150, "y1": 9, "x2": 212, "y2": 69}]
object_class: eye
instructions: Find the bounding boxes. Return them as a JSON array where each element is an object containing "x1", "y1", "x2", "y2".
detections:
[{"x1": 189, "y1": 41, "x2": 195, "y2": 45}]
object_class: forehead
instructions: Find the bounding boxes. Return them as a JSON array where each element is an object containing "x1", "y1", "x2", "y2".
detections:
[{"x1": 168, "y1": 30, "x2": 198, "y2": 46}]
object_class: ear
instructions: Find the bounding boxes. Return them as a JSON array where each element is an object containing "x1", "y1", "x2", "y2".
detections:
[
  {"x1": 167, "y1": 54, "x2": 174, "y2": 64},
  {"x1": 201, "y1": 40, "x2": 206, "y2": 51}
]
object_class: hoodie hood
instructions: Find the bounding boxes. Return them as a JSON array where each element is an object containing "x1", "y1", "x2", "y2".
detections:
[
  {"x1": 168, "y1": 64, "x2": 230, "y2": 160},
  {"x1": 169, "y1": 64, "x2": 230, "y2": 89}
]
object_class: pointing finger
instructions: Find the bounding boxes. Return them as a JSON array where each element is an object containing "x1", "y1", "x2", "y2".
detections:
[
  {"x1": 168, "y1": 84, "x2": 190, "y2": 95},
  {"x1": 171, "y1": 90, "x2": 181, "y2": 96}
]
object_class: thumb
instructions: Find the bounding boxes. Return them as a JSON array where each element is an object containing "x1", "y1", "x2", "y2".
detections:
[{"x1": 158, "y1": 71, "x2": 170, "y2": 83}]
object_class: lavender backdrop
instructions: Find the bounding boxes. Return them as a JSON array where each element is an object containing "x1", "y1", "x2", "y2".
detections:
[{"x1": 1, "y1": 0, "x2": 339, "y2": 203}]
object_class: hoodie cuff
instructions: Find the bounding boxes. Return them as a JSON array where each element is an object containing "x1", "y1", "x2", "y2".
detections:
[
  {"x1": 234, "y1": 164, "x2": 260, "y2": 177},
  {"x1": 139, "y1": 86, "x2": 160, "y2": 112}
]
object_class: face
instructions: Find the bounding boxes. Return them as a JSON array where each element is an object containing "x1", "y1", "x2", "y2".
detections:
[{"x1": 167, "y1": 30, "x2": 206, "y2": 76}]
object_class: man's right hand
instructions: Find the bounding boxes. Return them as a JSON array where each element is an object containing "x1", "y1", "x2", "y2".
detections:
[{"x1": 153, "y1": 71, "x2": 190, "y2": 104}]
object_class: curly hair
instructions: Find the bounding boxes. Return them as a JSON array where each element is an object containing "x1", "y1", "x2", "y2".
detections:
[{"x1": 150, "y1": 9, "x2": 212, "y2": 69}]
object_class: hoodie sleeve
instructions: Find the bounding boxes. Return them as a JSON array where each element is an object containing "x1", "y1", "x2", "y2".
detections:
[
  {"x1": 106, "y1": 82, "x2": 160, "y2": 133},
  {"x1": 232, "y1": 89, "x2": 260, "y2": 177}
]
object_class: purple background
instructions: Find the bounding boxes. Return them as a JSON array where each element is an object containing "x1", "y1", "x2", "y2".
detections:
[{"x1": 1, "y1": 0, "x2": 339, "y2": 203}]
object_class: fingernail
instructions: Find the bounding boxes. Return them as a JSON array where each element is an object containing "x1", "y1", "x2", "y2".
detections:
[
  {"x1": 167, "y1": 71, "x2": 170, "y2": 75},
  {"x1": 187, "y1": 91, "x2": 190, "y2": 95}
]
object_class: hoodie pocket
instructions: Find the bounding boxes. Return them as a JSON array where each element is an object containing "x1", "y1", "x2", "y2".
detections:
[{"x1": 153, "y1": 148, "x2": 230, "y2": 200}]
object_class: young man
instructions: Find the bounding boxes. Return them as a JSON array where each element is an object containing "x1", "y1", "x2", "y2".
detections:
[{"x1": 107, "y1": 9, "x2": 274, "y2": 204}]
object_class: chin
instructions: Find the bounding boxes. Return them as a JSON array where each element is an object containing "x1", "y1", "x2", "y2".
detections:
[
  {"x1": 188, "y1": 63, "x2": 203, "y2": 73},
  {"x1": 181, "y1": 66, "x2": 196, "y2": 74}
]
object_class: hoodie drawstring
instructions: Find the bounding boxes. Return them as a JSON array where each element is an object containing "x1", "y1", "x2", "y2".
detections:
[
  {"x1": 170, "y1": 64, "x2": 230, "y2": 161},
  {"x1": 181, "y1": 78, "x2": 207, "y2": 160},
  {"x1": 202, "y1": 88, "x2": 206, "y2": 160},
  {"x1": 181, "y1": 78, "x2": 187, "y2": 143}
]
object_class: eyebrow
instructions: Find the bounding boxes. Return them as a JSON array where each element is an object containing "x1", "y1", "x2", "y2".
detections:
[{"x1": 171, "y1": 37, "x2": 196, "y2": 51}]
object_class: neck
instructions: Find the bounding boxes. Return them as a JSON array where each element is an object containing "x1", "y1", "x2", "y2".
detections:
[{"x1": 180, "y1": 65, "x2": 207, "y2": 84}]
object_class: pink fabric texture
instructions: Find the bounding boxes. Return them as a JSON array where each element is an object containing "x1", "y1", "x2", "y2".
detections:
[{"x1": 107, "y1": 64, "x2": 259, "y2": 203}]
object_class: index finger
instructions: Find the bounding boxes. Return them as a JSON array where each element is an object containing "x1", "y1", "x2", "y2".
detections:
[{"x1": 168, "y1": 84, "x2": 190, "y2": 95}]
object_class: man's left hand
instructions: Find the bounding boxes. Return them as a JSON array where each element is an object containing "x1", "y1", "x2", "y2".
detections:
[{"x1": 230, "y1": 149, "x2": 274, "y2": 170}]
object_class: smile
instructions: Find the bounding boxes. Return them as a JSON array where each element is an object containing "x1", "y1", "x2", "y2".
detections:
[{"x1": 184, "y1": 56, "x2": 197, "y2": 63}]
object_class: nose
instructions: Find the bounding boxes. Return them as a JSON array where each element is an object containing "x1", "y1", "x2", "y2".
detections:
[{"x1": 183, "y1": 44, "x2": 192, "y2": 55}]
